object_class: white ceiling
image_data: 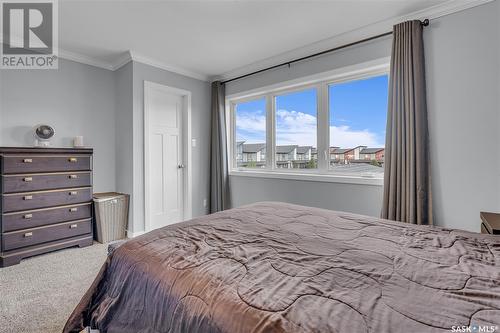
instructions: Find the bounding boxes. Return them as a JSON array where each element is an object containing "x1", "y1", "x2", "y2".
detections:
[{"x1": 59, "y1": 0, "x2": 452, "y2": 79}]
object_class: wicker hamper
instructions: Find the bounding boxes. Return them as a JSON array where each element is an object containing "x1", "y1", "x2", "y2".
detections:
[{"x1": 93, "y1": 192, "x2": 129, "y2": 243}]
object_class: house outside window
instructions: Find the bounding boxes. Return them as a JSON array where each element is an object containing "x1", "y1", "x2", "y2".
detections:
[
  {"x1": 234, "y1": 98, "x2": 266, "y2": 169},
  {"x1": 228, "y1": 59, "x2": 389, "y2": 184}
]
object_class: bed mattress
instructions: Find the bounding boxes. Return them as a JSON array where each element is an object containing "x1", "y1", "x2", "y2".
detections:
[{"x1": 64, "y1": 202, "x2": 500, "y2": 333}]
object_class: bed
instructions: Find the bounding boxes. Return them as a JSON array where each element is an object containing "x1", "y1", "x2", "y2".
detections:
[{"x1": 64, "y1": 202, "x2": 500, "y2": 333}]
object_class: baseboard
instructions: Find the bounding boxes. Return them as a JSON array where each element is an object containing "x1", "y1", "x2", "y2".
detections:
[{"x1": 126, "y1": 230, "x2": 146, "y2": 238}]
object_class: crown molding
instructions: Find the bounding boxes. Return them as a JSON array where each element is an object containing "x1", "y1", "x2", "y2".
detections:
[
  {"x1": 58, "y1": 49, "x2": 115, "y2": 70},
  {"x1": 215, "y1": 0, "x2": 494, "y2": 82},
  {"x1": 126, "y1": 51, "x2": 210, "y2": 81},
  {"x1": 58, "y1": 49, "x2": 209, "y2": 81},
  {"x1": 0, "y1": 39, "x2": 208, "y2": 81},
  {"x1": 110, "y1": 51, "x2": 133, "y2": 71},
  {"x1": 0, "y1": 36, "x2": 110, "y2": 70},
  {"x1": 57, "y1": 49, "x2": 209, "y2": 81},
  {"x1": 2, "y1": 0, "x2": 492, "y2": 83}
]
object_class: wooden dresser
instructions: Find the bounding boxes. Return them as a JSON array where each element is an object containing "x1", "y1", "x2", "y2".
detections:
[
  {"x1": 480, "y1": 211, "x2": 500, "y2": 235},
  {"x1": 0, "y1": 147, "x2": 94, "y2": 267}
]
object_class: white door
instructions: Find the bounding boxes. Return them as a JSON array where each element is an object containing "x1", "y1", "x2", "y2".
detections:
[{"x1": 145, "y1": 83, "x2": 184, "y2": 230}]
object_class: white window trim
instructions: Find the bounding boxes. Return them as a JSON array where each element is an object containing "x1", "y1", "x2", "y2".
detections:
[
  {"x1": 227, "y1": 57, "x2": 390, "y2": 186},
  {"x1": 229, "y1": 170, "x2": 383, "y2": 186}
]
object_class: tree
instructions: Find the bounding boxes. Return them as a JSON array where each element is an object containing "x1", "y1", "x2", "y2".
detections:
[{"x1": 306, "y1": 159, "x2": 317, "y2": 169}]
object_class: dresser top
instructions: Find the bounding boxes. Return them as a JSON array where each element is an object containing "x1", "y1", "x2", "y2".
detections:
[
  {"x1": 481, "y1": 212, "x2": 500, "y2": 233},
  {"x1": 0, "y1": 147, "x2": 93, "y2": 154}
]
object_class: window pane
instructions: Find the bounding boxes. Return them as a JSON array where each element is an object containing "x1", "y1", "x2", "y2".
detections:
[
  {"x1": 329, "y1": 74, "x2": 388, "y2": 177},
  {"x1": 235, "y1": 98, "x2": 266, "y2": 168},
  {"x1": 275, "y1": 88, "x2": 317, "y2": 169}
]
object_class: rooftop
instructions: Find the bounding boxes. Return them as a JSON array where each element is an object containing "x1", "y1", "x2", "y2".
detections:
[
  {"x1": 360, "y1": 148, "x2": 385, "y2": 154},
  {"x1": 296, "y1": 146, "x2": 312, "y2": 154},
  {"x1": 239, "y1": 143, "x2": 385, "y2": 156},
  {"x1": 242, "y1": 143, "x2": 266, "y2": 153},
  {"x1": 331, "y1": 148, "x2": 353, "y2": 154},
  {"x1": 276, "y1": 145, "x2": 298, "y2": 154}
]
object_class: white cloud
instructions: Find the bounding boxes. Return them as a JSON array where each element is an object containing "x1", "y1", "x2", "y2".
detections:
[
  {"x1": 236, "y1": 109, "x2": 384, "y2": 148},
  {"x1": 276, "y1": 109, "x2": 317, "y2": 146},
  {"x1": 236, "y1": 111, "x2": 265, "y2": 132},
  {"x1": 235, "y1": 111, "x2": 266, "y2": 143},
  {"x1": 330, "y1": 125, "x2": 383, "y2": 148}
]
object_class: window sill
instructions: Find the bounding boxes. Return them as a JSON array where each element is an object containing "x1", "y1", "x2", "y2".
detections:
[{"x1": 229, "y1": 170, "x2": 383, "y2": 186}]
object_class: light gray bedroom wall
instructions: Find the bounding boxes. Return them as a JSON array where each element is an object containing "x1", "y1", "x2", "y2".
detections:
[
  {"x1": 0, "y1": 58, "x2": 117, "y2": 192},
  {"x1": 114, "y1": 62, "x2": 134, "y2": 228},
  {"x1": 227, "y1": 2, "x2": 500, "y2": 232},
  {"x1": 226, "y1": 37, "x2": 392, "y2": 218},
  {"x1": 231, "y1": 177, "x2": 383, "y2": 217},
  {"x1": 226, "y1": 37, "x2": 392, "y2": 96},
  {"x1": 0, "y1": 59, "x2": 211, "y2": 234},
  {"x1": 424, "y1": 1, "x2": 500, "y2": 232},
  {"x1": 130, "y1": 61, "x2": 211, "y2": 234}
]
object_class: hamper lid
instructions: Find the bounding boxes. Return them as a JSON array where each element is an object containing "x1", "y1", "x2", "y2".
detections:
[{"x1": 93, "y1": 192, "x2": 129, "y2": 202}]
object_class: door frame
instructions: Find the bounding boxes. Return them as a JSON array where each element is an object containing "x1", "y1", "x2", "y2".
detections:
[{"x1": 144, "y1": 80, "x2": 193, "y2": 232}]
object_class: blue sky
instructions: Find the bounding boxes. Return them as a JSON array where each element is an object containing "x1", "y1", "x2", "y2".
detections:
[
  {"x1": 329, "y1": 75, "x2": 388, "y2": 146},
  {"x1": 235, "y1": 74, "x2": 388, "y2": 148}
]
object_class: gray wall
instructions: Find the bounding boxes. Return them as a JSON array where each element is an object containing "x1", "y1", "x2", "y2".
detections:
[
  {"x1": 231, "y1": 176, "x2": 383, "y2": 217},
  {"x1": 227, "y1": 1, "x2": 500, "y2": 232},
  {"x1": 0, "y1": 59, "x2": 211, "y2": 235},
  {"x1": 129, "y1": 61, "x2": 211, "y2": 233},
  {"x1": 114, "y1": 62, "x2": 134, "y2": 219},
  {"x1": 226, "y1": 37, "x2": 392, "y2": 96},
  {"x1": 227, "y1": 37, "x2": 392, "y2": 219},
  {"x1": 0, "y1": 58, "x2": 117, "y2": 192},
  {"x1": 424, "y1": 1, "x2": 499, "y2": 231},
  {"x1": 1, "y1": 2, "x2": 498, "y2": 233}
]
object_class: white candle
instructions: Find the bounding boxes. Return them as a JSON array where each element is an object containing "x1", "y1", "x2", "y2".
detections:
[{"x1": 73, "y1": 136, "x2": 84, "y2": 147}]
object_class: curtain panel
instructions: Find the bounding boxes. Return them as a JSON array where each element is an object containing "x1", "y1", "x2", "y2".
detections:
[
  {"x1": 381, "y1": 20, "x2": 433, "y2": 225},
  {"x1": 209, "y1": 81, "x2": 231, "y2": 213}
]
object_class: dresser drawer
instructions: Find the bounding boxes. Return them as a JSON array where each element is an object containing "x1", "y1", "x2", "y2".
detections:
[
  {"x1": 1, "y1": 155, "x2": 91, "y2": 174},
  {"x1": 2, "y1": 203, "x2": 92, "y2": 232},
  {"x1": 2, "y1": 172, "x2": 91, "y2": 193},
  {"x1": 2, "y1": 218, "x2": 92, "y2": 251},
  {"x1": 2, "y1": 187, "x2": 92, "y2": 213}
]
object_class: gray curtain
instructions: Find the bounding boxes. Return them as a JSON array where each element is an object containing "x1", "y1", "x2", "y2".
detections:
[
  {"x1": 381, "y1": 20, "x2": 433, "y2": 225},
  {"x1": 209, "y1": 81, "x2": 230, "y2": 213}
]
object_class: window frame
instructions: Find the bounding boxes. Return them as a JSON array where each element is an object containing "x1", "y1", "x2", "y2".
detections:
[{"x1": 227, "y1": 58, "x2": 390, "y2": 186}]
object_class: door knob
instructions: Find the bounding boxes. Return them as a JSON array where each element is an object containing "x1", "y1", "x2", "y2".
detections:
[{"x1": 177, "y1": 164, "x2": 185, "y2": 169}]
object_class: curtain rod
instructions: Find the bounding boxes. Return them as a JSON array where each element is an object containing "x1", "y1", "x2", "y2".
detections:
[{"x1": 221, "y1": 19, "x2": 429, "y2": 84}]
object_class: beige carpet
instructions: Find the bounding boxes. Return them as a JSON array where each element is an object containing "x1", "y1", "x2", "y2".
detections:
[{"x1": 0, "y1": 243, "x2": 107, "y2": 333}]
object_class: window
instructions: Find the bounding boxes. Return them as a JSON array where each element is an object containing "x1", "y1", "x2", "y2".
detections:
[
  {"x1": 275, "y1": 88, "x2": 317, "y2": 169},
  {"x1": 229, "y1": 61, "x2": 389, "y2": 183},
  {"x1": 234, "y1": 98, "x2": 266, "y2": 169},
  {"x1": 329, "y1": 75, "x2": 388, "y2": 176}
]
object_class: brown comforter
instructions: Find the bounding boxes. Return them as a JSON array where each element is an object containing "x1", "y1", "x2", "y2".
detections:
[{"x1": 64, "y1": 202, "x2": 500, "y2": 333}]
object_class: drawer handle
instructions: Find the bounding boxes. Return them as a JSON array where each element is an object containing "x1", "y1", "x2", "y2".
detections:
[
  {"x1": 23, "y1": 195, "x2": 33, "y2": 200},
  {"x1": 23, "y1": 177, "x2": 33, "y2": 182},
  {"x1": 23, "y1": 158, "x2": 33, "y2": 163},
  {"x1": 68, "y1": 157, "x2": 78, "y2": 163},
  {"x1": 69, "y1": 174, "x2": 78, "y2": 179},
  {"x1": 24, "y1": 214, "x2": 33, "y2": 219},
  {"x1": 24, "y1": 232, "x2": 33, "y2": 238},
  {"x1": 69, "y1": 191, "x2": 78, "y2": 196},
  {"x1": 69, "y1": 207, "x2": 78, "y2": 212},
  {"x1": 70, "y1": 224, "x2": 78, "y2": 229}
]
